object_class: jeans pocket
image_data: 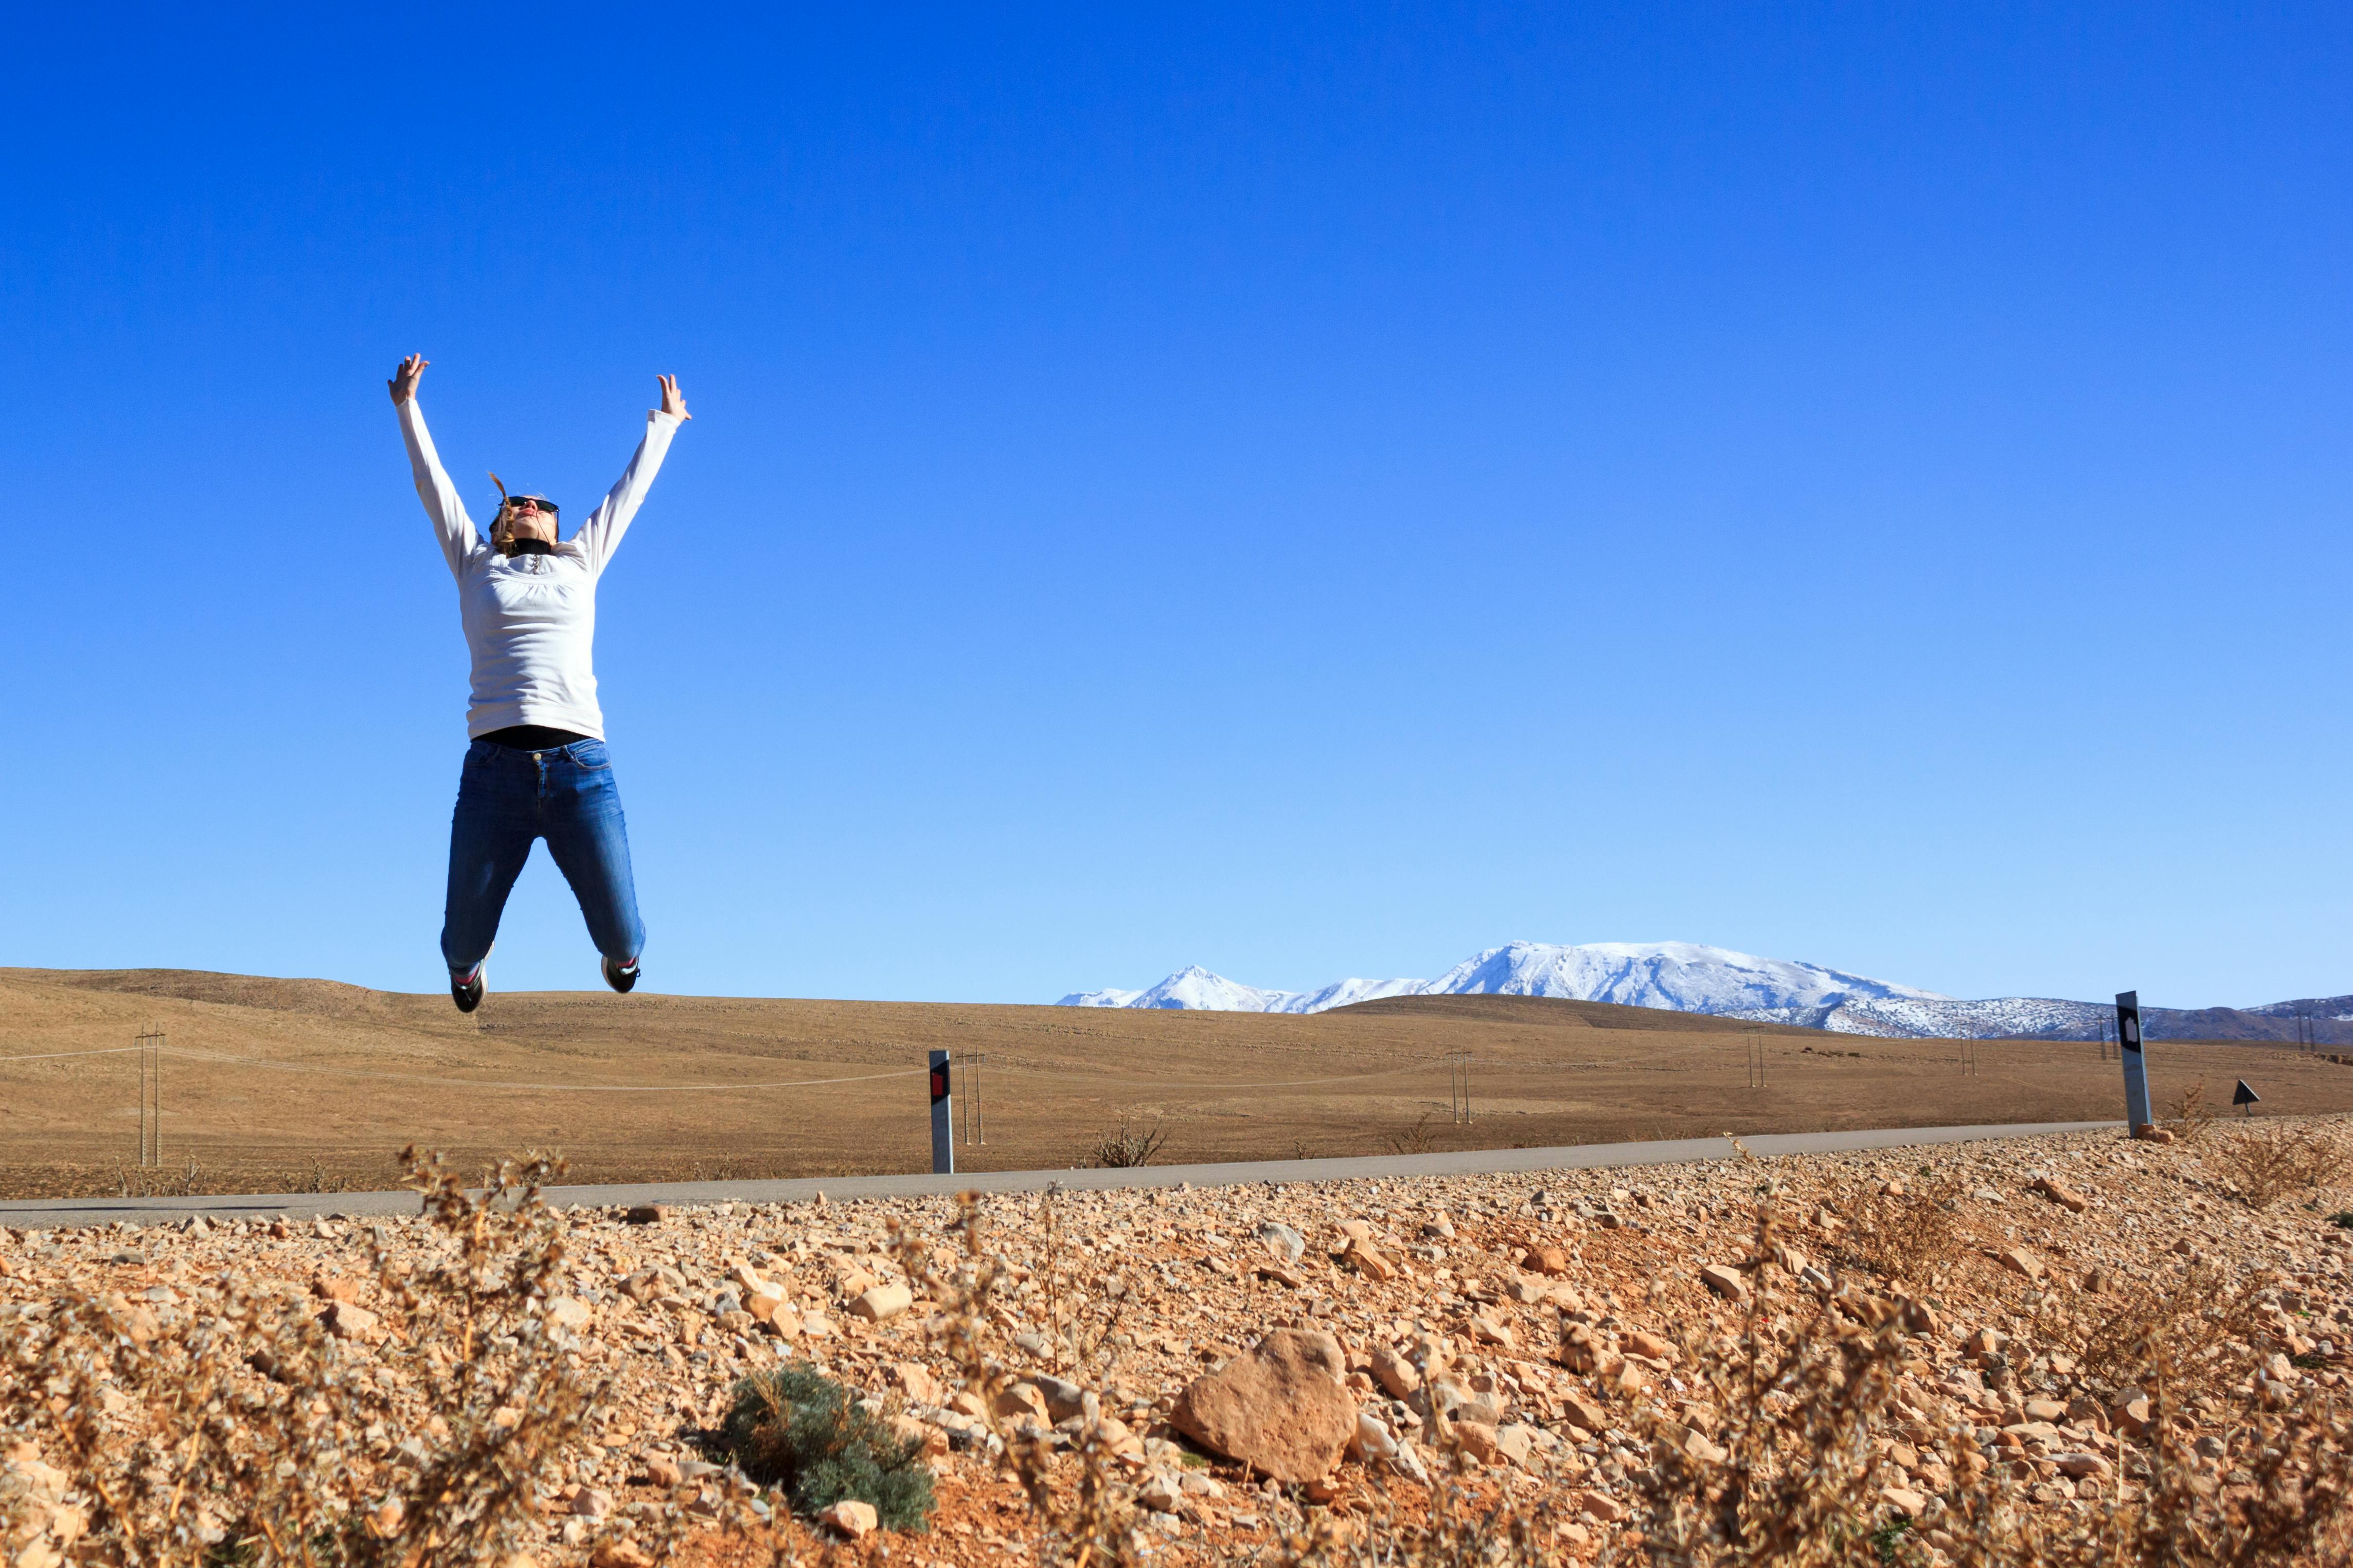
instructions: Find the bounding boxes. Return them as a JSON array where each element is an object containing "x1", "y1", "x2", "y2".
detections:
[{"x1": 567, "y1": 740, "x2": 612, "y2": 770}]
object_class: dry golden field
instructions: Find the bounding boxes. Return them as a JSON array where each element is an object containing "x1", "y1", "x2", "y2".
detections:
[{"x1": 2, "y1": 966, "x2": 2345, "y2": 1198}]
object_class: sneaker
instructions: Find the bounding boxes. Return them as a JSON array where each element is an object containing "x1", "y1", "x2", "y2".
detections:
[
  {"x1": 602, "y1": 955, "x2": 640, "y2": 994},
  {"x1": 451, "y1": 961, "x2": 485, "y2": 1013}
]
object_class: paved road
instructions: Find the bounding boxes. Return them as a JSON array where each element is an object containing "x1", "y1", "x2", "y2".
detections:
[{"x1": 0, "y1": 1120, "x2": 2120, "y2": 1230}]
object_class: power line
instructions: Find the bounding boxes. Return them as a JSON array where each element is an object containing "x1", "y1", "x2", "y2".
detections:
[
  {"x1": 0, "y1": 1045, "x2": 149, "y2": 1062},
  {"x1": 145, "y1": 1049, "x2": 932, "y2": 1094}
]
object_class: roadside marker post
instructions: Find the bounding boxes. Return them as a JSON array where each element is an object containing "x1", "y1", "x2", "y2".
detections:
[
  {"x1": 2233, "y1": 1080, "x2": 2260, "y2": 1117},
  {"x1": 2116, "y1": 991, "x2": 2154, "y2": 1136},
  {"x1": 929, "y1": 1050, "x2": 954, "y2": 1175}
]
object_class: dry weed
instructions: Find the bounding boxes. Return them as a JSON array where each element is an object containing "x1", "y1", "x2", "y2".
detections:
[
  {"x1": 2170, "y1": 1080, "x2": 2217, "y2": 1145},
  {"x1": 2213, "y1": 1119, "x2": 2353, "y2": 1211},
  {"x1": 893, "y1": 1193, "x2": 1154, "y2": 1566},
  {"x1": 1616, "y1": 1198, "x2": 1934, "y2": 1566},
  {"x1": 1386, "y1": 1113, "x2": 1441, "y2": 1157},
  {"x1": 1090, "y1": 1118, "x2": 1170, "y2": 1169},
  {"x1": 1825, "y1": 1167, "x2": 1964, "y2": 1290},
  {"x1": 0, "y1": 1147, "x2": 694, "y2": 1567}
]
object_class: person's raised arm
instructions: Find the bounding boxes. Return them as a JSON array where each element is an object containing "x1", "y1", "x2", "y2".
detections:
[
  {"x1": 388, "y1": 354, "x2": 483, "y2": 577},
  {"x1": 574, "y1": 374, "x2": 690, "y2": 574}
]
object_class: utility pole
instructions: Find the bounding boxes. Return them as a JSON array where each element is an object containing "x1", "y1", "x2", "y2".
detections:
[
  {"x1": 136, "y1": 1028, "x2": 165, "y2": 1167},
  {"x1": 958, "y1": 1051, "x2": 987, "y2": 1145}
]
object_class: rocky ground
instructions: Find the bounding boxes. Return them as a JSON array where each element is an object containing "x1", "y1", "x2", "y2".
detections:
[{"x1": 6, "y1": 1121, "x2": 2349, "y2": 1565}]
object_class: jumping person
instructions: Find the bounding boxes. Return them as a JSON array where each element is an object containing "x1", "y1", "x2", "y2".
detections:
[{"x1": 387, "y1": 354, "x2": 690, "y2": 1011}]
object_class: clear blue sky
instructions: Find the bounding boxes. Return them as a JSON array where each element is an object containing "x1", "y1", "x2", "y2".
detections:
[{"x1": 2, "y1": 5, "x2": 2344, "y2": 1009}]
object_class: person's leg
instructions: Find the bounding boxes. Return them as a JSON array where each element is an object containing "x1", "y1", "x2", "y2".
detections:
[
  {"x1": 539, "y1": 739, "x2": 647, "y2": 971},
  {"x1": 440, "y1": 742, "x2": 540, "y2": 976}
]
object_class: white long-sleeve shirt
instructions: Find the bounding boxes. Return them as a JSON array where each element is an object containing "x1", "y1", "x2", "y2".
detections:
[{"x1": 397, "y1": 398, "x2": 682, "y2": 739}]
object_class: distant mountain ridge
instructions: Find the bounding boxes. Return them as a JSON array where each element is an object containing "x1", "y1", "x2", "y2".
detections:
[{"x1": 1057, "y1": 941, "x2": 2353, "y2": 1044}]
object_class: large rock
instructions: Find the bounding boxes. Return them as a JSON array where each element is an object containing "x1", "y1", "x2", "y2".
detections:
[{"x1": 1170, "y1": 1328, "x2": 1356, "y2": 1482}]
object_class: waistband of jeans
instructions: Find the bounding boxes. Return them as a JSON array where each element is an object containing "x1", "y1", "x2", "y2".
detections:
[{"x1": 468, "y1": 737, "x2": 604, "y2": 760}]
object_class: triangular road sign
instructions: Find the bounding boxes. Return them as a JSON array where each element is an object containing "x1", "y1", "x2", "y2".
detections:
[{"x1": 2232, "y1": 1079, "x2": 2260, "y2": 1107}]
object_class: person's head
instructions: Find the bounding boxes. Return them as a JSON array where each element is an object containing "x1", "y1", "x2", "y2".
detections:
[{"x1": 492, "y1": 494, "x2": 560, "y2": 552}]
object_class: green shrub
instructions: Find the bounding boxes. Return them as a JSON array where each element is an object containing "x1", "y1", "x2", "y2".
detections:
[{"x1": 720, "y1": 1364, "x2": 934, "y2": 1531}]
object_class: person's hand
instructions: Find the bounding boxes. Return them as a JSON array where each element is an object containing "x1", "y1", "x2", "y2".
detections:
[
  {"x1": 388, "y1": 354, "x2": 429, "y2": 405},
  {"x1": 655, "y1": 373, "x2": 691, "y2": 422}
]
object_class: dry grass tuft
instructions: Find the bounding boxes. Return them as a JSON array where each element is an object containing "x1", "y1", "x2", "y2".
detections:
[
  {"x1": 1385, "y1": 1112, "x2": 1442, "y2": 1157},
  {"x1": 2214, "y1": 1120, "x2": 2353, "y2": 1210},
  {"x1": 0, "y1": 1147, "x2": 698, "y2": 1567},
  {"x1": 2170, "y1": 1079, "x2": 2218, "y2": 1144},
  {"x1": 1826, "y1": 1166, "x2": 1964, "y2": 1290},
  {"x1": 1089, "y1": 1117, "x2": 1170, "y2": 1169}
]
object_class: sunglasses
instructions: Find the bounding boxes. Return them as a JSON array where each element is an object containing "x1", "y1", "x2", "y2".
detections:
[{"x1": 502, "y1": 495, "x2": 559, "y2": 516}]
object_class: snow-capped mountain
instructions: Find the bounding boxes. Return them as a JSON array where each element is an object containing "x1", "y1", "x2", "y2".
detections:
[
  {"x1": 1058, "y1": 966, "x2": 1422, "y2": 1015},
  {"x1": 1059, "y1": 941, "x2": 1945, "y2": 1020},
  {"x1": 1055, "y1": 942, "x2": 2350, "y2": 1043}
]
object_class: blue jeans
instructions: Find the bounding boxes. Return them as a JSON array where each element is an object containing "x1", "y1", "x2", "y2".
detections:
[{"x1": 441, "y1": 738, "x2": 646, "y2": 975}]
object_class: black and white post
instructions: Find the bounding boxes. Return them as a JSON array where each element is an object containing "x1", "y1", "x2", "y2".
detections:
[
  {"x1": 2115, "y1": 990, "x2": 2153, "y2": 1134},
  {"x1": 929, "y1": 1049, "x2": 955, "y2": 1175}
]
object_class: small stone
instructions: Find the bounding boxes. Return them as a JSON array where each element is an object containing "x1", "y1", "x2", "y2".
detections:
[
  {"x1": 1883, "y1": 1486, "x2": 1928, "y2": 1516},
  {"x1": 321, "y1": 1302, "x2": 380, "y2": 1338},
  {"x1": 1522, "y1": 1246, "x2": 1570, "y2": 1276},
  {"x1": 1369, "y1": 1344, "x2": 1421, "y2": 1399},
  {"x1": 568, "y1": 1486, "x2": 612, "y2": 1519},
  {"x1": 849, "y1": 1283, "x2": 914, "y2": 1322},
  {"x1": 2051, "y1": 1452, "x2": 2110, "y2": 1478},
  {"x1": 311, "y1": 1274, "x2": 361, "y2": 1304},
  {"x1": 2029, "y1": 1177, "x2": 2089, "y2": 1214},
  {"x1": 1493, "y1": 1423, "x2": 1536, "y2": 1466},
  {"x1": 591, "y1": 1544, "x2": 654, "y2": 1568},
  {"x1": 1575, "y1": 1490, "x2": 1627, "y2": 1523},
  {"x1": 1257, "y1": 1221, "x2": 1307, "y2": 1264},
  {"x1": 1624, "y1": 1329, "x2": 1676, "y2": 1362},
  {"x1": 623, "y1": 1204, "x2": 667, "y2": 1224},
  {"x1": 1701, "y1": 1264, "x2": 1746, "y2": 1300},
  {"x1": 1559, "y1": 1391, "x2": 1608, "y2": 1434},
  {"x1": 1991, "y1": 1246, "x2": 2044, "y2": 1282},
  {"x1": 1342, "y1": 1239, "x2": 1396, "y2": 1282},
  {"x1": 890, "y1": 1414, "x2": 949, "y2": 1457},
  {"x1": 818, "y1": 1499, "x2": 878, "y2": 1538},
  {"x1": 1454, "y1": 1419, "x2": 1504, "y2": 1464},
  {"x1": 544, "y1": 1296, "x2": 593, "y2": 1331},
  {"x1": 888, "y1": 1360, "x2": 943, "y2": 1404},
  {"x1": 1350, "y1": 1410, "x2": 1400, "y2": 1461},
  {"x1": 994, "y1": 1383, "x2": 1051, "y2": 1423},
  {"x1": 1469, "y1": 1312, "x2": 1515, "y2": 1347},
  {"x1": 1024, "y1": 1374, "x2": 1088, "y2": 1422},
  {"x1": 641, "y1": 1454, "x2": 684, "y2": 1487}
]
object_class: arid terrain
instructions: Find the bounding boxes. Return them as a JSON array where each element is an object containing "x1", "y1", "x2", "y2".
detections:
[
  {"x1": 3, "y1": 967, "x2": 2348, "y2": 1199},
  {"x1": 7, "y1": 1122, "x2": 2352, "y2": 1565}
]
